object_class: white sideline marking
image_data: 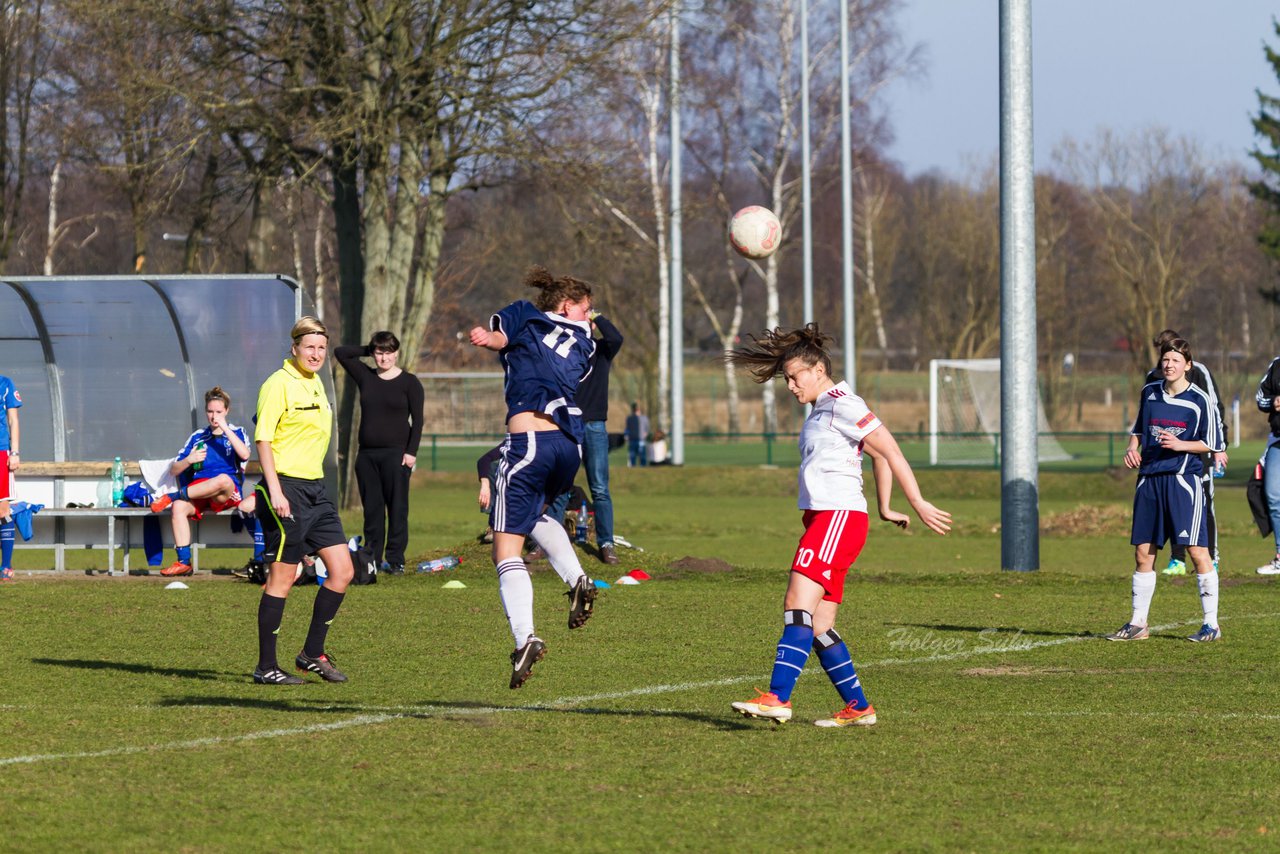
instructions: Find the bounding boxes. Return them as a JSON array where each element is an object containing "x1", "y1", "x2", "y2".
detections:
[{"x1": 3, "y1": 612, "x2": 1275, "y2": 767}]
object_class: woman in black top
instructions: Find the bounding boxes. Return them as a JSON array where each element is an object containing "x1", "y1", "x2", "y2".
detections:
[{"x1": 335, "y1": 331, "x2": 425, "y2": 574}]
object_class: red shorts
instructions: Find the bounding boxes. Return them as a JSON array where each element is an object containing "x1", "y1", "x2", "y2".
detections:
[
  {"x1": 791, "y1": 509, "x2": 869, "y2": 604},
  {"x1": 0, "y1": 451, "x2": 10, "y2": 501},
  {"x1": 185, "y1": 477, "x2": 241, "y2": 519}
]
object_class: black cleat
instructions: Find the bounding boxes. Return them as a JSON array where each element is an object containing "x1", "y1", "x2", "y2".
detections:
[
  {"x1": 295, "y1": 651, "x2": 348, "y2": 683},
  {"x1": 234, "y1": 559, "x2": 268, "y2": 584},
  {"x1": 565, "y1": 575, "x2": 597, "y2": 629},
  {"x1": 509, "y1": 636, "x2": 546, "y2": 689},
  {"x1": 253, "y1": 666, "x2": 304, "y2": 685}
]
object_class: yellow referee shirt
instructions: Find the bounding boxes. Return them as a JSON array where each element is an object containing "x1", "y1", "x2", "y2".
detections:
[{"x1": 255, "y1": 359, "x2": 331, "y2": 480}]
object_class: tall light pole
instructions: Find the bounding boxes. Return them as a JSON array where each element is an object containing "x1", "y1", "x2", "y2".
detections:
[
  {"x1": 838, "y1": 0, "x2": 855, "y2": 390},
  {"x1": 669, "y1": 1, "x2": 685, "y2": 466},
  {"x1": 1000, "y1": 0, "x2": 1039, "y2": 571},
  {"x1": 801, "y1": 0, "x2": 813, "y2": 324}
]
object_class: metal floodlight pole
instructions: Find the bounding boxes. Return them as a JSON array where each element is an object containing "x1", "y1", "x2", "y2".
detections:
[
  {"x1": 801, "y1": 0, "x2": 813, "y2": 324},
  {"x1": 839, "y1": 0, "x2": 855, "y2": 391},
  {"x1": 999, "y1": 0, "x2": 1039, "y2": 571},
  {"x1": 670, "y1": 1, "x2": 685, "y2": 466}
]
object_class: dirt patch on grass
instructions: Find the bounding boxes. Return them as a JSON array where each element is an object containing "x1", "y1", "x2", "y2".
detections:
[
  {"x1": 667, "y1": 556, "x2": 734, "y2": 576},
  {"x1": 1041, "y1": 504, "x2": 1131, "y2": 537}
]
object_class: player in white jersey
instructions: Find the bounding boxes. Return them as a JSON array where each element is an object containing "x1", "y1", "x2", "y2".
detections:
[{"x1": 725, "y1": 324, "x2": 951, "y2": 727}]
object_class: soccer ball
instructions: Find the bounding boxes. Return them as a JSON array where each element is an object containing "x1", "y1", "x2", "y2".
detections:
[{"x1": 728, "y1": 206, "x2": 782, "y2": 259}]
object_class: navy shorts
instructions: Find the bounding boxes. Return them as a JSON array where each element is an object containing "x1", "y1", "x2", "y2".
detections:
[
  {"x1": 491, "y1": 430, "x2": 581, "y2": 536},
  {"x1": 255, "y1": 475, "x2": 348, "y2": 565},
  {"x1": 1130, "y1": 472, "x2": 1206, "y2": 548}
]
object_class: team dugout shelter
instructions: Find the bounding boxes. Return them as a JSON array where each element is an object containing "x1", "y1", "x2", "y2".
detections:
[{"x1": 0, "y1": 275, "x2": 338, "y2": 504}]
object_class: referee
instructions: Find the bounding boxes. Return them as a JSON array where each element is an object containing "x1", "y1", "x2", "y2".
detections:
[{"x1": 251, "y1": 316, "x2": 355, "y2": 685}]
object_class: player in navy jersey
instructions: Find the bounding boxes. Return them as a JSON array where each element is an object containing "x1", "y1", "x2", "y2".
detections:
[
  {"x1": 469, "y1": 265, "x2": 601, "y2": 688},
  {"x1": 151, "y1": 387, "x2": 253, "y2": 577},
  {"x1": 1108, "y1": 338, "x2": 1225, "y2": 643},
  {"x1": 1139, "y1": 329, "x2": 1227, "y2": 576},
  {"x1": 725, "y1": 324, "x2": 951, "y2": 727}
]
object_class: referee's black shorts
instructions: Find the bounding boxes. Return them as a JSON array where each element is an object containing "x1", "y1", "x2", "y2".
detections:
[{"x1": 254, "y1": 475, "x2": 347, "y2": 565}]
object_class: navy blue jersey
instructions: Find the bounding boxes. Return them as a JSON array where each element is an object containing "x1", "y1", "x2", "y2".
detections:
[
  {"x1": 1132, "y1": 381, "x2": 1224, "y2": 477},
  {"x1": 491, "y1": 301, "x2": 595, "y2": 442}
]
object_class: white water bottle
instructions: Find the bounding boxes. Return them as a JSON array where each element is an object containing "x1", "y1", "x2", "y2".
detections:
[{"x1": 417, "y1": 555, "x2": 461, "y2": 573}]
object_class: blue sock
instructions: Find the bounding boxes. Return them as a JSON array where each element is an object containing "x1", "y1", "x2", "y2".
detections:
[
  {"x1": 250, "y1": 517, "x2": 264, "y2": 560},
  {"x1": 176, "y1": 544, "x2": 192, "y2": 564},
  {"x1": 767, "y1": 610, "x2": 813, "y2": 702},
  {"x1": 814, "y1": 629, "x2": 869, "y2": 709},
  {"x1": 1, "y1": 519, "x2": 14, "y2": 569},
  {"x1": 176, "y1": 486, "x2": 189, "y2": 501}
]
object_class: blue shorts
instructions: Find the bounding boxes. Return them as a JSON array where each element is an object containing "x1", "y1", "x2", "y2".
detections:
[
  {"x1": 1130, "y1": 472, "x2": 1206, "y2": 548},
  {"x1": 491, "y1": 430, "x2": 581, "y2": 535}
]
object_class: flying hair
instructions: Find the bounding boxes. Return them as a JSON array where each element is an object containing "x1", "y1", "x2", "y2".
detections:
[
  {"x1": 524, "y1": 265, "x2": 593, "y2": 313},
  {"x1": 725, "y1": 323, "x2": 833, "y2": 384}
]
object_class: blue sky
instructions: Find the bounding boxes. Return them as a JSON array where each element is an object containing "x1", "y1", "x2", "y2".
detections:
[{"x1": 884, "y1": 0, "x2": 1280, "y2": 177}]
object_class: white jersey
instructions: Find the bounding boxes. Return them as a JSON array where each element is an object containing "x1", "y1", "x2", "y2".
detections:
[{"x1": 797, "y1": 381, "x2": 883, "y2": 511}]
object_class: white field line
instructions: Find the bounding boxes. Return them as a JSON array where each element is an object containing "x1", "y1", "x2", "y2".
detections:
[{"x1": 3, "y1": 612, "x2": 1277, "y2": 768}]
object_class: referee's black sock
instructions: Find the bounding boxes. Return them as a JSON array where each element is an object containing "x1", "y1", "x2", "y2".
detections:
[
  {"x1": 256, "y1": 593, "x2": 287, "y2": 671},
  {"x1": 303, "y1": 586, "x2": 345, "y2": 658}
]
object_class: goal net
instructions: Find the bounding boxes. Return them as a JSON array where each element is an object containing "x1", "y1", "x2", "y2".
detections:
[
  {"x1": 928, "y1": 359, "x2": 1072, "y2": 465},
  {"x1": 416, "y1": 372, "x2": 506, "y2": 441}
]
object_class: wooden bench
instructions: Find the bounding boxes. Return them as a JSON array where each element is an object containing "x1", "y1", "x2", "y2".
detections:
[{"x1": 14, "y1": 461, "x2": 263, "y2": 575}]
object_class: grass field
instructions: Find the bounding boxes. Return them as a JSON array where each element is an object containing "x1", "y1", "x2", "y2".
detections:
[{"x1": 3, "y1": 466, "x2": 1280, "y2": 851}]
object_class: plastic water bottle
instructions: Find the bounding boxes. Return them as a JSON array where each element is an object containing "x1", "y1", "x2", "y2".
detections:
[
  {"x1": 575, "y1": 499, "x2": 588, "y2": 543},
  {"x1": 191, "y1": 440, "x2": 205, "y2": 473},
  {"x1": 417, "y1": 555, "x2": 461, "y2": 573},
  {"x1": 1213, "y1": 460, "x2": 1226, "y2": 478},
  {"x1": 110, "y1": 457, "x2": 125, "y2": 506}
]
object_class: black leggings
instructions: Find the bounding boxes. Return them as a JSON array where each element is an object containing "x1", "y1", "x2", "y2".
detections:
[{"x1": 355, "y1": 447, "x2": 412, "y2": 566}]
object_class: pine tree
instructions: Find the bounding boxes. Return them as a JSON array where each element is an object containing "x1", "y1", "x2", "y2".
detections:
[{"x1": 1248, "y1": 19, "x2": 1280, "y2": 301}]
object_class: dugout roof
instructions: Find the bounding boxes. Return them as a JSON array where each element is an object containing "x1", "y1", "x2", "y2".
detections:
[{"x1": 0, "y1": 275, "x2": 335, "y2": 476}]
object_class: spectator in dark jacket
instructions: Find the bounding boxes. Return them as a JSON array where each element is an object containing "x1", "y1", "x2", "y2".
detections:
[
  {"x1": 1255, "y1": 354, "x2": 1280, "y2": 575},
  {"x1": 545, "y1": 313, "x2": 623, "y2": 565}
]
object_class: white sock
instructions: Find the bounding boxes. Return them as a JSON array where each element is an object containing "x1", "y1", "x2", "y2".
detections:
[
  {"x1": 1197, "y1": 569, "x2": 1220, "y2": 628},
  {"x1": 496, "y1": 558, "x2": 535, "y2": 647},
  {"x1": 1131, "y1": 571, "x2": 1156, "y2": 625},
  {"x1": 530, "y1": 514, "x2": 586, "y2": 587}
]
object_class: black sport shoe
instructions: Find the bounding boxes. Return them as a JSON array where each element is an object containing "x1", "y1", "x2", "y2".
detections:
[
  {"x1": 253, "y1": 665, "x2": 304, "y2": 685},
  {"x1": 234, "y1": 559, "x2": 268, "y2": 584},
  {"x1": 510, "y1": 635, "x2": 546, "y2": 689},
  {"x1": 565, "y1": 575, "x2": 597, "y2": 629},
  {"x1": 295, "y1": 651, "x2": 348, "y2": 683}
]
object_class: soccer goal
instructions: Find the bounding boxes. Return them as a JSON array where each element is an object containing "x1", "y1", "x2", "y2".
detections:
[
  {"x1": 928, "y1": 359, "x2": 1072, "y2": 465},
  {"x1": 416, "y1": 372, "x2": 506, "y2": 439}
]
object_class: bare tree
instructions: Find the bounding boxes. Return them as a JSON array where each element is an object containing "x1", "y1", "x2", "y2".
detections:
[
  {"x1": 0, "y1": 0, "x2": 53, "y2": 267},
  {"x1": 1055, "y1": 128, "x2": 1219, "y2": 376}
]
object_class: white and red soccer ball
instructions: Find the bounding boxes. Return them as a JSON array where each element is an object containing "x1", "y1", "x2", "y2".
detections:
[{"x1": 728, "y1": 205, "x2": 781, "y2": 259}]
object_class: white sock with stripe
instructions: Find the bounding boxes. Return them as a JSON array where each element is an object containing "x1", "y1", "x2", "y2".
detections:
[{"x1": 496, "y1": 558, "x2": 535, "y2": 647}]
